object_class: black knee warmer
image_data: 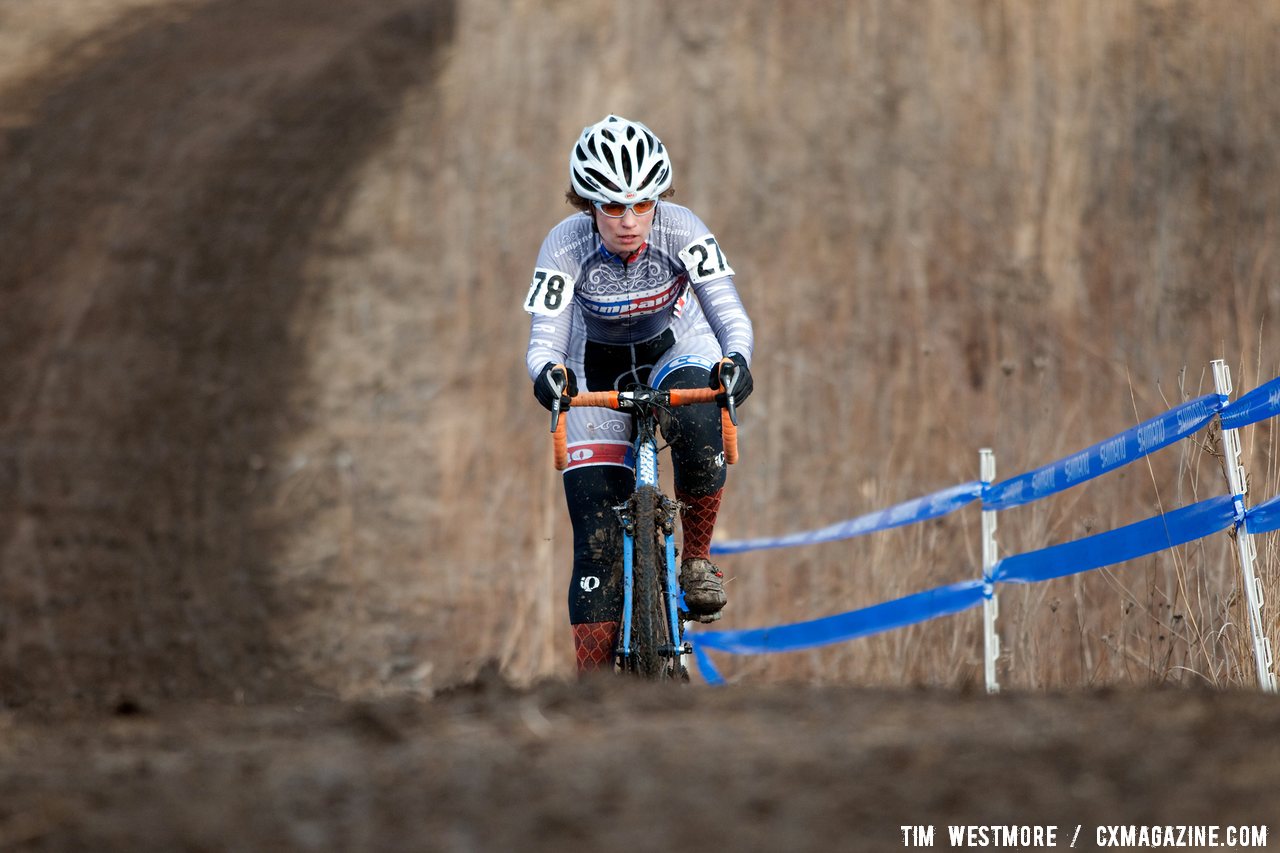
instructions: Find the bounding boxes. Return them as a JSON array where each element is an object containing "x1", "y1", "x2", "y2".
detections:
[
  {"x1": 563, "y1": 465, "x2": 633, "y2": 624},
  {"x1": 658, "y1": 365, "x2": 727, "y2": 497}
]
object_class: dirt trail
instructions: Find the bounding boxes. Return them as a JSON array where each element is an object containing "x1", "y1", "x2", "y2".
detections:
[
  {"x1": 2, "y1": 677, "x2": 1279, "y2": 850},
  {"x1": 0, "y1": 0, "x2": 455, "y2": 708}
]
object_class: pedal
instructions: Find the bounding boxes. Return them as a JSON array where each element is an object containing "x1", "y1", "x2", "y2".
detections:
[{"x1": 679, "y1": 607, "x2": 723, "y2": 624}]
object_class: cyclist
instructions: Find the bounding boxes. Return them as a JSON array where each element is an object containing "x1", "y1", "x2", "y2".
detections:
[{"x1": 523, "y1": 114, "x2": 755, "y2": 673}]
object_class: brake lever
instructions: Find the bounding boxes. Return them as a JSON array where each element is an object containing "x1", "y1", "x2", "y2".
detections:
[
  {"x1": 549, "y1": 370, "x2": 567, "y2": 433},
  {"x1": 720, "y1": 362, "x2": 739, "y2": 426}
]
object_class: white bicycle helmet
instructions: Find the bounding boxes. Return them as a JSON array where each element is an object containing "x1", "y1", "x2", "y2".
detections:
[{"x1": 569, "y1": 115, "x2": 673, "y2": 205}]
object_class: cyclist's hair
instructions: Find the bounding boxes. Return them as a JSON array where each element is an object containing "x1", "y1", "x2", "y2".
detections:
[{"x1": 565, "y1": 185, "x2": 675, "y2": 215}]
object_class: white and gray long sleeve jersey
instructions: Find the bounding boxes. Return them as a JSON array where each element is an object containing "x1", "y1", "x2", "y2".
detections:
[{"x1": 523, "y1": 202, "x2": 753, "y2": 380}]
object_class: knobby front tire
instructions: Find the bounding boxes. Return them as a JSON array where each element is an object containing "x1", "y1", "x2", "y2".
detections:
[{"x1": 629, "y1": 485, "x2": 674, "y2": 679}]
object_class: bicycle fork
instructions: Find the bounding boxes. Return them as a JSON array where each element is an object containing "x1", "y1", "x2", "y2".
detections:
[
  {"x1": 618, "y1": 504, "x2": 636, "y2": 662},
  {"x1": 660, "y1": 494, "x2": 683, "y2": 659}
]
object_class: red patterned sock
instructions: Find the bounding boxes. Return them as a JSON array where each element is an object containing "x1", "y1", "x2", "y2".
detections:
[
  {"x1": 676, "y1": 487, "x2": 723, "y2": 561},
  {"x1": 572, "y1": 621, "x2": 619, "y2": 673}
]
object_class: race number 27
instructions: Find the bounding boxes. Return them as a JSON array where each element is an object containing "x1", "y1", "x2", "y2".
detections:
[{"x1": 679, "y1": 234, "x2": 735, "y2": 283}]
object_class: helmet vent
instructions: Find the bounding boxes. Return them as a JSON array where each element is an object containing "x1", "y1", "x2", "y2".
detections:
[
  {"x1": 584, "y1": 168, "x2": 620, "y2": 193},
  {"x1": 639, "y1": 161, "x2": 664, "y2": 190}
]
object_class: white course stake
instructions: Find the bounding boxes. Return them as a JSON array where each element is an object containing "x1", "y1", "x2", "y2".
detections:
[
  {"x1": 1212, "y1": 360, "x2": 1277, "y2": 693},
  {"x1": 980, "y1": 448, "x2": 1000, "y2": 694}
]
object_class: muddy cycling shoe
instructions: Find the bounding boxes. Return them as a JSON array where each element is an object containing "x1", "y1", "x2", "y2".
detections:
[{"x1": 679, "y1": 557, "x2": 727, "y2": 622}]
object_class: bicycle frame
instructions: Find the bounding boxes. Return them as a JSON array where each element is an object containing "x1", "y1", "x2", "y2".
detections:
[{"x1": 546, "y1": 361, "x2": 741, "y2": 677}]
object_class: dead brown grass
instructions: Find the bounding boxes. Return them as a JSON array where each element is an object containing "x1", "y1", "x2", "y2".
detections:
[{"x1": 337, "y1": 0, "x2": 1276, "y2": 689}]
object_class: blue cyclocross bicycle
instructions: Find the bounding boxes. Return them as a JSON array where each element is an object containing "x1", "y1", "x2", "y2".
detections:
[{"x1": 548, "y1": 361, "x2": 740, "y2": 679}]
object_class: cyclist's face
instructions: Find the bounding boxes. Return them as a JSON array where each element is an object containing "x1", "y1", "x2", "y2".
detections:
[{"x1": 594, "y1": 204, "x2": 655, "y2": 256}]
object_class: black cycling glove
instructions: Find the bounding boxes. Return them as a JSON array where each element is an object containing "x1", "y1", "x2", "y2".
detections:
[
  {"x1": 708, "y1": 352, "x2": 753, "y2": 407},
  {"x1": 534, "y1": 362, "x2": 578, "y2": 412}
]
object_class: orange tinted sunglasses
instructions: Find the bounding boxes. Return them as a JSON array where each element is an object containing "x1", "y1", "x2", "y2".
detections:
[{"x1": 594, "y1": 199, "x2": 658, "y2": 218}]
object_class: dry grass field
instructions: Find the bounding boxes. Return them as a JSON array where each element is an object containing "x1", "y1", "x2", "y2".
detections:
[{"x1": 320, "y1": 0, "x2": 1280, "y2": 692}]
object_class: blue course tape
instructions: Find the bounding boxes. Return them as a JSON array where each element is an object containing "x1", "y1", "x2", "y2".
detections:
[
  {"x1": 992, "y1": 494, "x2": 1237, "y2": 584},
  {"x1": 1246, "y1": 493, "x2": 1280, "y2": 535},
  {"x1": 982, "y1": 394, "x2": 1225, "y2": 511},
  {"x1": 691, "y1": 642, "x2": 725, "y2": 685},
  {"x1": 1221, "y1": 375, "x2": 1280, "y2": 430},
  {"x1": 689, "y1": 579, "x2": 985, "y2": 658},
  {"x1": 710, "y1": 481, "x2": 984, "y2": 556}
]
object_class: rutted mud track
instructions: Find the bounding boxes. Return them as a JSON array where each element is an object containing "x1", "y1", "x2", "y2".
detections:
[
  {"x1": 3, "y1": 679, "x2": 1280, "y2": 850},
  {"x1": 0, "y1": 0, "x2": 455, "y2": 708},
  {"x1": 2, "y1": 2, "x2": 1280, "y2": 849}
]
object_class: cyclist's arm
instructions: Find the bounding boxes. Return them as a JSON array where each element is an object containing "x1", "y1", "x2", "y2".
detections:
[
  {"x1": 526, "y1": 309, "x2": 574, "y2": 381},
  {"x1": 523, "y1": 219, "x2": 583, "y2": 381},
  {"x1": 670, "y1": 207, "x2": 753, "y2": 363},
  {"x1": 691, "y1": 272, "x2": 753, "y2": 365}
]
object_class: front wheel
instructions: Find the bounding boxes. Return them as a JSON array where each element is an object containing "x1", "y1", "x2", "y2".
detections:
[{"x1": 629, "y1": 485, "x2": 679, "y2": 679}]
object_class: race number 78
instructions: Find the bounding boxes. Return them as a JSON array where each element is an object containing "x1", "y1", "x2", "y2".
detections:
[{"x1": 523, "y1": 268, "x2": 574, "y2": 316}]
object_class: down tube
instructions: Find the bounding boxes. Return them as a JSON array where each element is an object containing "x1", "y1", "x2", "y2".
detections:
[{"x1": 636, "y1": 437, "x2": 659, "y2": 488}]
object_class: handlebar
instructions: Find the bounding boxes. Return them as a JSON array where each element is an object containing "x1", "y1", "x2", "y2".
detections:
[{"x1": 549, "y1": 360, "x2": 740, "y2": 471}]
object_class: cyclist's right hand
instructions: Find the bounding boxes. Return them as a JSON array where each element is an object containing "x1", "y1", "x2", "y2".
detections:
[{"x1": 534, "y1": 361, "x2": 578, "y2": 412}]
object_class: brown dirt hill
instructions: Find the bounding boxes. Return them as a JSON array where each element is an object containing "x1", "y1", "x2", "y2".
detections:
[{"x1": 0, "y1": 0, "x2": 456, "y2": 709}]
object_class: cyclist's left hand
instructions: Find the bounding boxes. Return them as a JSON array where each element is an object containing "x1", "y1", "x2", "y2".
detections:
[{"x1": 709, "y1": 352, "x2": 753, "y2": 407}]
